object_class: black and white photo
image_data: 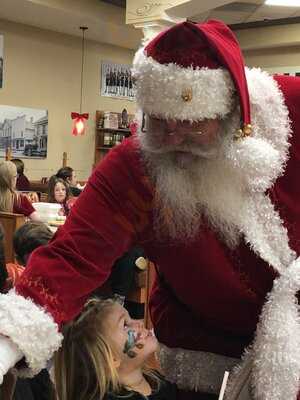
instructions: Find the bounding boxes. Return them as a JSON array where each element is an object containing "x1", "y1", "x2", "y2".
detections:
[
  {"x1": 101, "y1": 61, "x2": 135, "y2": 100},
  {"x1": 0, "y1": 105, "x2": 48, "y2": 158}
]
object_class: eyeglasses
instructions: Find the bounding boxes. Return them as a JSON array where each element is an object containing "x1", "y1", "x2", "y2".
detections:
[{"x1": 142, "y1": 114, "x2": 206, "y2": 137}]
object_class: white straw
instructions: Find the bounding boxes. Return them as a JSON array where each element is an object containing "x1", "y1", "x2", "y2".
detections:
[{"x1": 218, "y1": 371, "x2": 230, "y2": 400}]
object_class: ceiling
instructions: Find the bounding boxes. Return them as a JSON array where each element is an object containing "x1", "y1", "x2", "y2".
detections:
[
  {"x1": 0, "y1": 0, "x2": 300, "y2": 50},
  {"x1": 101, "y1": 0, "x2": 300, "y2": 25},
  {"x1": 101, "y1": 0, "x2": 126, "y2": 7},
  {"x1": 0, "y1": 0, "x2": 142, "y2": 50},
  {"x1": 191, "y1": 1, "x2": 300, "y2": 25}
]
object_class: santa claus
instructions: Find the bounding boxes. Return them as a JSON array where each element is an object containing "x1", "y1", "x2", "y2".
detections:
[{"x1": 0, "y1": 20, "x2": 300, "y2": 400}]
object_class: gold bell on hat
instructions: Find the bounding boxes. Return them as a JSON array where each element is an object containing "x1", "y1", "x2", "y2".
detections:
[
  {"x1": 234, "y1": 123, "x2": 252, "y2": 140},
  {"x1": 181, "y1": 87, "x2": 193, "y2": 102}
]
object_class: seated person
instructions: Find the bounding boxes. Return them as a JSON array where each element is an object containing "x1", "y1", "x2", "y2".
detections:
[
  {"x1": 1, "y1": 221, "x2": 54, "y2": 400},
  {"x1": 3, "y1": 221, "x2": 53, "y2": 292},
  {"x1": 0, "y1": 161, "x2": 40, "y2": 221},
  {"x1": 47, "y1": 175, "x2": 76, "y2": 216},
  {"x1": 13, "y1": 221, "x2": 53, "y2": 266},
  {"x1": 0, "y1": 222, "x2": 23, "y2": 293},
  {"x1": 54, "y1": 297, "x2": 177, "y2": 400},
  {"x1": 56, "y1": 166, "x2": 82, "y2": 197},
  {"x1": 11, "y1": 158, "x2": 30, "y2": 192}
]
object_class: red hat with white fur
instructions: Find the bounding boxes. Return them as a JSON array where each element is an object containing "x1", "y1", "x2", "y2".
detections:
[{"x1": 132, "y1": 20, "x2": 252, "y2": 137}]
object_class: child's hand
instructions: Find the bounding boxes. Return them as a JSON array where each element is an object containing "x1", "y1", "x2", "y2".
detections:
[{"x1": 58, "y1": 207, "x2": 65, "y2": 216}]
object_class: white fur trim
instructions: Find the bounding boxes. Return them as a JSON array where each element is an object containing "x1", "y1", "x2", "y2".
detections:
[
  {"x1": 222, "y1": 69, "x2": 295, "y2": 271},
  {"x1": 240, "y1": 193, "x2": 296, "y2": 274},
  {"x1": 132, "y1": 48, "x2": 235, "y2": 121},
  {"x1": 226, "y1": 137, "x2": 282, "y2": 193},
  {"x1": 226, "y1": 68, "x2": 291, "y2": 193},
  {"x1": 251, "y1": 257, "x2": 300, "y2": 400},
  {"x1": 0, "y1": 290, "x2": 63, "y2": 377}
]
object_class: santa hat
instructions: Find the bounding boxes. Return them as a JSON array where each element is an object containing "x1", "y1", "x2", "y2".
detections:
[{"x1": 132, "y1": 20, "x2": 252, "y2": 137}]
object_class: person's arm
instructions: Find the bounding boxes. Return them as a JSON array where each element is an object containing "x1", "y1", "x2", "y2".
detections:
[
  {"x1": 14, "y1": 194, "x2": 39, "y2": 220},
  {"x1": 28, "y1": 211, "x2": 42, "y2": 222},
  {"x1": 0, "y1": 141, "x2": 150, "y2": 380}
]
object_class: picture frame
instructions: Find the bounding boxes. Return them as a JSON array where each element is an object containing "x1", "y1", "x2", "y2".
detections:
[
  {"x1": 100, "y1": 61, "x2": 135, "y2": 100},
  {"x1": 0, "y1": 105, "x2": 48, "y2": 159}
]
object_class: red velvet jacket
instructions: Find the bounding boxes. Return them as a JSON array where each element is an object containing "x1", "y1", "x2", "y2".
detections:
[{"x1": 16, "y1": 74, "x2": 300, "y2": 361}]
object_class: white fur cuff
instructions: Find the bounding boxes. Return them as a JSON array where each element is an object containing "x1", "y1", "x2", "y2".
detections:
[{"x1": 0, "y1": 290, "x2": 63, "y2": 377}]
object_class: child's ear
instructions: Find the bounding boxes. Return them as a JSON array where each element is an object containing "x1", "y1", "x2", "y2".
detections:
[{"x1": 113, "y1": 356, "x2": 121, "y2": 369}]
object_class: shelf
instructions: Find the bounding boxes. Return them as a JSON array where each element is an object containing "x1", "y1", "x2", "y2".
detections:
[
  {"x1": 95, "y1": 111, "x2": 134, "y2": 167},
  {"x1": 96, "y1": 146, "x2": 113, "y2": 150},
  {"x1": 97, "y1": 127, "x2": 131, "y2": 135}
]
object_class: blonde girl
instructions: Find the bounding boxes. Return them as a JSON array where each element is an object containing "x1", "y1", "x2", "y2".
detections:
[
  {"x1": 0, "y1": 161, "x2": 40, "y2": 220},
  {"x1": 54, "y1": 298, "x2": 177, "y2": 400}
]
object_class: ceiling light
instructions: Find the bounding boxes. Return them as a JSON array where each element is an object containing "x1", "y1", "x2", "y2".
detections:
[
  {"x1": 265, "y1": 0, "x2": 300, "y2": 6},
  {"x1": 71, "y1": 27, "x2": 89, "y2": 136}
]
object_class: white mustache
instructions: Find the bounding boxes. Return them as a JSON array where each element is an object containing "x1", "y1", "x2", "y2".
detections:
[{"x1": 142, "y1": 141, "x2": 221, "y2": 159}]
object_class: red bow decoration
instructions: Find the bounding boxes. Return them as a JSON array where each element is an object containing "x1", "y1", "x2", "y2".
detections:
[{"x1": 71, "y1": 112, "x2": 89, "y2": 136}]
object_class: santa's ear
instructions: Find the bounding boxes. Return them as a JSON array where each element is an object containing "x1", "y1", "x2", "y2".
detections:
[{"x1": 226, "y1": 136, "x2": 282, "y2": 192}]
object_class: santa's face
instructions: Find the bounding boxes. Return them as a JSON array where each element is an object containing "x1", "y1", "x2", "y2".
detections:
[
  {"x1": 138, "y1": 111, "x2": 241, "y2": 243},
  {"x1": 144, "y1": 115, "x2": 222, "y2": 168}
]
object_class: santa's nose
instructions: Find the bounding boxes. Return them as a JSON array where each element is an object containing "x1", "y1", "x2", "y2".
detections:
[{"x1": 164, "y1": 121, "x2": 186, "y2": 146}]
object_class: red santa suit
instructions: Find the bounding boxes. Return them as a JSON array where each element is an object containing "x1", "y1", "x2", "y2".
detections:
[{"x1": 0, "y1": 20, "x2": 300, "y2": 400}]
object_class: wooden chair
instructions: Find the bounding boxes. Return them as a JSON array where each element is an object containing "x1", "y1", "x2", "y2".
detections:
[
  {"x1": 29, "y1": 180, "x2": 48, "y2": 193},
  {"x1": 0, "y1": 212, "x2": 26, "y2": 262},
  {"x1": 127, "y1": 270, "x2": 147, "y2": 304},
  {"x1": 143, "y1": 262, "x2": 156, "y2": 329}
]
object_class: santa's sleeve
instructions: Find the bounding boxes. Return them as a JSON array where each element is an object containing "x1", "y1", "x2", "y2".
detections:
[{"x1": 0, "y1": 140, "x2": 149, "y2": 378}]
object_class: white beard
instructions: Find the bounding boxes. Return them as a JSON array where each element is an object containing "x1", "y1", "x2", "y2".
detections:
[{"x1": 139, "y1": 112, "x2": 246, "y2": 246}]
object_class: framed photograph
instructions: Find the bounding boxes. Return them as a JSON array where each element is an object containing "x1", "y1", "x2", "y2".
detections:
[
  {"x1": 0, "y1": 105, "x2": 48, "y2": 159},
  {"x1": 0, "y1": 35, "x2": 3, "y2": 89},
  {"x1": 101, "y1": 61, "x2": 135, "y2": 100}
]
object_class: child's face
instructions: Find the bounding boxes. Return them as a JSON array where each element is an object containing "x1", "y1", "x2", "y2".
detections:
[
  {"x1": 104, "y1": 303, "x2": 158, "y2": 369},
  {"x1": 70, "y1": 171, "x2": 77, "y2": 186},
  {"x1": 54, "y1": 182, "x2": 67, "y2": 203}
]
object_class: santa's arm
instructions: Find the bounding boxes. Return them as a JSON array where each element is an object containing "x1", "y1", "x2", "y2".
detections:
[{"x1": 0, "y1": 142, "x2": 148, "y2": 380}]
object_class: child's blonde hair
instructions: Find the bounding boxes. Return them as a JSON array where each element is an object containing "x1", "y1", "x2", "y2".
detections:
[
  {"x1": 0, "y1": 161, "x2": 18, "y2": 212},
  {"x1": 54, "y1": 298, "x2": 121, "y2": 400}
]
